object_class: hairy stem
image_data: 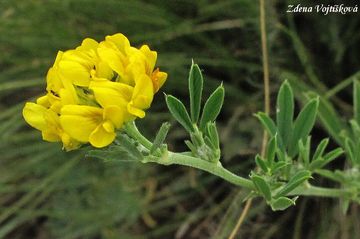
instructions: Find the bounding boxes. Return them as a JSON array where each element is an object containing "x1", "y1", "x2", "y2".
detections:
[
  {"x1": 124, "y1": 121, "x2": 152, "y2": 150},
  {"x1": 291, "y1": 185, "x2": 350, "y2": 198},
  {"x1": 145, "y1": 152, "x2": 255, "y2": 189},
  {"x1": 126, "y1": 121, "x2": 351, "y2": 200}
]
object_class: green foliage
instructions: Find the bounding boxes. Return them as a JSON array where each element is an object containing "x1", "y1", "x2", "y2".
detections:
[
  {"x1": 165, "y1": 95, "x2": 194, "y2": 133},
  {"x1": 274, "y1": 170, "x2": 312, "y2": 198},
  {"x1": 150, "y1": 122, "x2": 171, "y2": 154},
  {"x1": 189, "y1": 62, "x2": 203, "y2": 123},
  {"x1": 270, "y1": 197, "x2": 297, "y2": 211},
  {"x1": 255, "y1": 112, "x2": 277, "y2": 136},
  {"x1": 251, "y1": 175, "x2": 271, "y2": 202},
  {"x1": 276, "y1": 81, "x2": 294, "y2": 148},
  {"x1": 199, "y1": 84, "x2": 225, "y2": 131},
  {"x1": 165, "y1": 61, "x2": 223, "y2": 162},
  {"x1": 288, "y1": 98, "x2": 319, "y2": 157}
]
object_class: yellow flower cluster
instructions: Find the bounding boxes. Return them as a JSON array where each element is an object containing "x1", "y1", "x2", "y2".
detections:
[{"x1": 23, "y1": 33, "x2": 167, "y2": 150}]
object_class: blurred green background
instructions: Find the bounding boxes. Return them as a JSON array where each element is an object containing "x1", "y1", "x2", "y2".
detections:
[{"x1": 1, "y1": 0, "x2": 359, "y2": 238}]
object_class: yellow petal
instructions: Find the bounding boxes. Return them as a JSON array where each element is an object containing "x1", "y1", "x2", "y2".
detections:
[
  {"x1": 46, "y1": 67, "x2": 63, "y2": 93},
  {"x1": 59, "y1": 60, "x2": 91, "y2": 87},
  {"x1": 89, "y1": 124, "x2": 116, "y2": 148},
  {"x1": 36, "y1": 95, "x2": 50, "y2": 108},
  {"x1": 127, "y1": 102, "x2": 145, "y2": 118},
  {"x1": 77, "y1": 38, "x2": 99, "y2": 51},
  {"x1": 105, "y1": 33, "x2": 131, "y2": 55},
  {"x1": 42, "y1": 130, "x2": 61, "y2": 142},
  {"x1": 155, "y1": 71, "x2": 167, "y2": 90},
  {"x1": 103, "y1": 105, "x2": 124, "y2": 128},
  {"x1": 90, "y1": 80, "x2": 133, "y2": 108},
  {"x1": 97, "y1": 46, "x2": 125, "y2": 77},
  {"x1": 62, "y1": 49, "x2": 95, "y2": 68},
  {"x1": 133, "y1": 74, "x2": 154, "y2": 108},
  {"x1": 60, "y1": 105, "x2": 102, "y2": 142},
  {"x1": 53, "y1": 51, "x2": 64, "y2": 66},
  {"x1": 102, "y1": 120, "x2": 114, "y2": 133},
  {"x1": 23, "y1": 102, "x2": 47, "y2": 131},
  {"x1": 140, "y1": 45, "x2": 157, "y2": 73},
  {"x1": 59, "y1": 85, "x2": 78, "y2": 105},
  {"x1": 95, "y1": 61, "x2": 113, "y2": 79},
  {"x1": 61, "y1": 133, "x2": 81, "y2": 151}
]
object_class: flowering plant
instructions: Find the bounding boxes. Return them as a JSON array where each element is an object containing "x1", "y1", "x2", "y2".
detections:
[{"x1": 23, "y1": 33, "x2": 360, "y2": 215}]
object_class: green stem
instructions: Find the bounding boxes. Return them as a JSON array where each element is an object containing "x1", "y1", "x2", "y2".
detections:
[
  {"x1": 290, "y1": 185, "x2": 350, "y2": 198},
  {"x1": 124, "y1": 121, "x2": 152, "y2": 150},
  {"x1": 145, "y1": 152, "x2": 255, "y2": 189},
  {"x1": 126, "y1": 121, "x2": 352, "y2": 199}
]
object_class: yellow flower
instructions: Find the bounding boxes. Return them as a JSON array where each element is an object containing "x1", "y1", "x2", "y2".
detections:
[
  {"x1": 139, "y1": 45, "x2": 167, "y2": 92},
  {"x1": 23, "y1": 33, "x2": 167, "y2": 150},
  {"x1": 58, "y1": 40, "x2": 98, "y2": 87},
  {"x1": 22, "y1": 99, "x2": 80, "y2": 151},
  {"x1": 60, "y1": 105, "x2": 123, "y2": 148}
]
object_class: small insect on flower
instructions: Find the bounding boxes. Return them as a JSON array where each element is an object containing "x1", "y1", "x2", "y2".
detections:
[{"x1": 23, "y1": 33, "x2": 167, "y2": 150}]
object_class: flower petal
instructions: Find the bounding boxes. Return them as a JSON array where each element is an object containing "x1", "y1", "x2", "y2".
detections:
[
  {"x1": 105, "y1": 33, "x2": 131, "y2": 55},
  {"x1": 23, "y1": 102, "x2": 47, "y2": 131},
  {"x1": 90, "y1": 80, "x2": 133, "y2": 108},
  {"x1": 133, "y1": 74, "x2": 154, "y2": 109},
  {"x1": 89, "y1": 124, "x2": 116, "y2": 148},
  {"x1": 59, "y1": 60, "x2": 91, "y2": 87},
  {"x1": 97, "y1": 45, "x2": 125, "y2": 78},
  {"x1": 60, "y1": 105, "x2": 102, "y2": 142},
  {"x1": 103, "y1": 105, "x2": 124, "y2": 128},
  {"x1": 140, "y1": 45, "x2": 157, "y2": 73}
]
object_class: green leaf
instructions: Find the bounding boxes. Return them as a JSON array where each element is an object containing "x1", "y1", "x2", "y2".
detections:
[
  {"x1": 255, "y1": 112, "x2": 277, "y2": 137},
  {"x1": 323, "y1": 148, "x2": 344, "y2": 165},
  {"x1": 275, "y1": 149, "x2": 286, "y2": 162},
  {"x1": 150, "y1": 122, "x2": 171, "y2": 154},
  {"x1": 312, "y1": 138, "x2": 329, "y2": 162},
  {"x1": 298, "y1": 137, "x2": 311, "y2": 167},
  {"x1": 199, "y1": 84, "x2": 225, "y2": 131},
  {"x1": 345, "y1": 138, "x2": 355, "y2": 164},
  {"x1": 309, "y1": 147, "x2": 343, "y2": 171},
  {"x1": 272, "y1": 161, "x2": 289, "y2": 174},
  {"x1": 276, "y1": 81, "x2": 294, "y2": 148},
  {"x1": 165, "y1": 95, "x2": 194, "y2": 132},
  {"x1": 288, "y1": 98, "x2": 319, "y2": 157},
  {"x1": 255, "y1": 155, "x2": 268, "y2": 173},
  {"x1": 271, "y1": 197, "x2": 296, "y2": 211},
  {"x1": 189, "y1": 62, "x2": 203, "y2": 123},
  {"x1": 275, "y1": 170, "x2": 312, "y2": 198},
  {"x1": 116, "y1": 134, "x2": 144, "y2": 159},
  {"x1": 204, "y1": 136, "x2": 216, "y2": 150},
  {"x1": 315, "y1": 169, "x2": 344, "y2": 183},
  {"x1": 309, "y1": 160, "x2": 326, "y2": 171},
  {"x1": 354, "y1": 80, "x2": 360, "y2": 125},
  {"x1": 266, "y1": 135, "x2": 277, "y2": 167},
  {"x1": 87, "y1": 147, "x2": 136, "y2": 162},
  {"x1": 350, "y1": 120, "x2": 360, "y2": 137},
  {"x1": 305, "y1": 92, "x2": 347, "y2": 145},
  {"x1": 185, "y1": 140, "x2": 196, "y2": 153},
  {"x1": 251, "y1": 175, "x2": 272, "y2": 201},
  {"x1": 206, "y1": 122, "x2": 219, "y2": 149}
]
